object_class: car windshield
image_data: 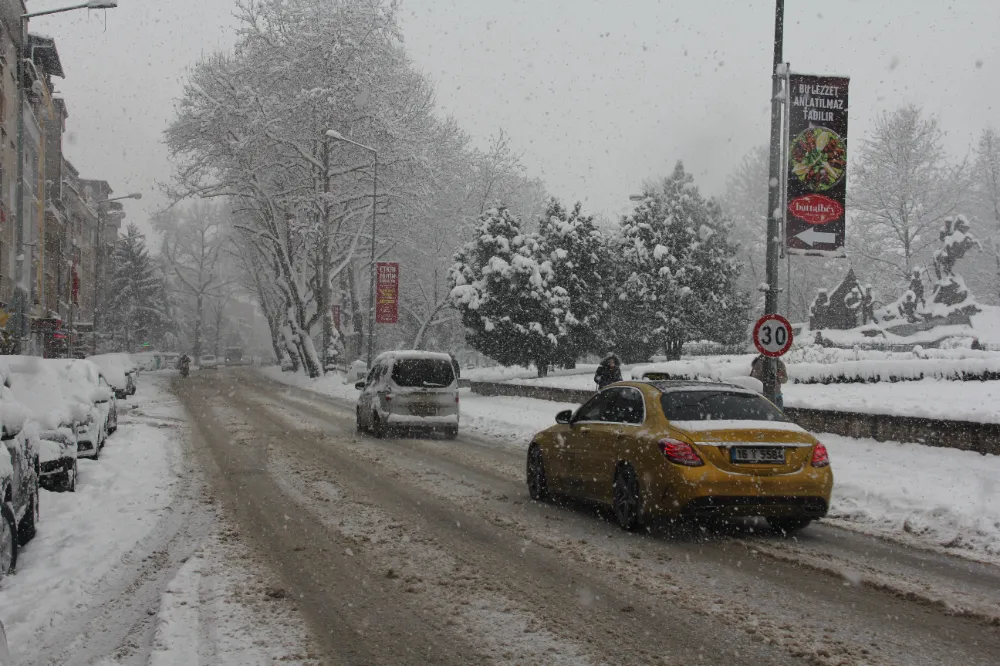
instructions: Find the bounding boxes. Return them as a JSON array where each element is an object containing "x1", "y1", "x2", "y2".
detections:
[
  {"x1": 390, "y1": 359, "x2": 454, "y2": 388},
  {"x1": 660, "y1": 390, "x2": 788, "y2": 423}
]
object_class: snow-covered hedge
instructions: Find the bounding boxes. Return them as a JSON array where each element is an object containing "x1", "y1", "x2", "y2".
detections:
[{"x1": 632, "y1": 347, "x2": 1000, "y2": 385}]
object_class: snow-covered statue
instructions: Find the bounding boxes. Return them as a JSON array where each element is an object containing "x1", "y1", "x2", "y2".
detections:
[
  {"x1": 929, "y1": 215, "x2": 981, "y2": 312},
  {"x1": 874, "y1": 268, "x2": 924, "y2": 325}
]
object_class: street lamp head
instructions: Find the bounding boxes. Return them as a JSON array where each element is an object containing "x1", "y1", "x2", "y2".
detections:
[
  {"x1": 325, "y1": 129, "x2": 346, "y2": 141},
  {"x1": 87, "y1": 1, "x2": 119, "y2": 8},
  {"x1": 127, "y1": 193, "x2": 142, "y2": 200},
  {"x1": 629, "y1": 194, "x2": 646, "y2": 202}
]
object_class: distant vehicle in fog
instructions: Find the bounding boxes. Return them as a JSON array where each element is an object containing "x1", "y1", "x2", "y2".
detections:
[
  {"x1": 200, "y1": 354, "x2": 219, "y2": 369},
  {"x1": 225, "y1": 347, "x2": 245, "y2": 365}
]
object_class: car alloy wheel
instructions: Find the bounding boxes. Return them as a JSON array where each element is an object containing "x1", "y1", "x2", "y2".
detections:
[
  {"x1": 0, "y1": 504, "x2": 17, "y2": 579},
  {"x1": 612, "y1": 466, "x2": 642, "y2": 531},
  {"x1": 527, "y1": 446, "x2": 549, "y2": 501}
]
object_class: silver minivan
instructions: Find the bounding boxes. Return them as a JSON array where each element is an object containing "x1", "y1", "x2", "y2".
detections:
[{"x1": 355, "y1": 351, "x2": 459, "y2": 439}]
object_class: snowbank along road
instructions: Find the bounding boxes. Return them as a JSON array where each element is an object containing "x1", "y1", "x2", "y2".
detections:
[
  {"x1": 177, "y1": 368, "x2": 1000, "y2": 666},
  {"x1": 0, "y1": 374, "x2": 319, "y2": 666}
]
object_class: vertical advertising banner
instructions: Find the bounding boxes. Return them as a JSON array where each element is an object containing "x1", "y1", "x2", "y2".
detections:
[
  {"x1": 375, "y1": 262, "x2": 399, "y2": 324},
  {"x1": 785, "y1": 74, "x2": 850, "y2": 257}
]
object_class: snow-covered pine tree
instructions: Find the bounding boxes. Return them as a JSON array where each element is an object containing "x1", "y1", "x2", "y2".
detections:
[
  {"x1": 535, "y1": 199, "x2": 608, "y2": 367},
  {"x1": 449, "y1": 205, "x2": 565, "y2": 376},
  {"x1": 105, "y1": 224, "x2": 168, "y2": 353},
  {"x1": 613, "y1": 163, "x2": 749, "y2": 361}
]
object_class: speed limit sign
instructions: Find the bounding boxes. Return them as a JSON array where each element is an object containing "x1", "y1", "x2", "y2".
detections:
[{"x1": 753, "y1": 314, "x2": 793, "y2": 357}]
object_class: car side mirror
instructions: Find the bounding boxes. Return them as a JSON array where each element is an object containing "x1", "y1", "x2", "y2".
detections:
[
  {"x1": 555, "y1": 410, "x2": 573, "y2": 425},
  {"x1": 354, "y1": 381, "x2": 366, "y2": 391}
]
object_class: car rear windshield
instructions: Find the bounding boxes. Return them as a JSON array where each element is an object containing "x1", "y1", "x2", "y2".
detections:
[
  {"x1": 660, "y1": 390, "x2": 788, "y2": 422},
  {"x1": 391, "y1": 358, "x2": 454, "y2": 388}
]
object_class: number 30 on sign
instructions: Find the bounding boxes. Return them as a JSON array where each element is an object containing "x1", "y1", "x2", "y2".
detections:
[{"x1": 753, "y1": 314, "x2": 793, "y2": 357}]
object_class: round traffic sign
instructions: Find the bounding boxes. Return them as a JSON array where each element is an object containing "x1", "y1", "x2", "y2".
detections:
[{"x1": 753, "y1": 314, "x2": 793, "y2": 357}]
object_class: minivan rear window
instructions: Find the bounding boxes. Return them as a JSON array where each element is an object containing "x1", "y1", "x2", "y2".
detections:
[
  {"x1": 660, "y1": 390, "x2": 787, "y2": 422},
  {"x1": 391, "y1": 358, "x2": 455, "y2": 388}
]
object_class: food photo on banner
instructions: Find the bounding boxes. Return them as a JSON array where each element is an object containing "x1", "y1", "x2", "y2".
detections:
[{"x1": 785, "y1": 73, "x2": 849, "y2": 257}]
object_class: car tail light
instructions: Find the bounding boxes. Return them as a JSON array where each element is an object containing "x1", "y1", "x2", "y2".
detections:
[
  {"x1": 455, "y1": 393, "x2": 460, "y2": 404},
  {"x1": 659, "y1": 438, "x2": 704, "y2": 466},
  {"x1": 811, "y1": 442, "x2": 830, "y2": 467}
]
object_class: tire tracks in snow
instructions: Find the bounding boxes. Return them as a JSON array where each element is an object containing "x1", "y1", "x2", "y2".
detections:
[{"x1": 242, "y1": 370, "x2": 1000, "y2": 666}]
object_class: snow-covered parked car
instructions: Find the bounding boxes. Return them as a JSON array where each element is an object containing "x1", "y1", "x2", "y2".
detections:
[
  {"x1": 49, "y1": 360, "x2": 117, "y2": 460},
  {"x1": 0, "y1": 356, "x2": 87, "y2": 492},
  {"x1": 0, "y1": 367, "x2": 39, "y2": 581},
  {"x1": 87, "y1": 353, "x2": 137, "y2": 399},
  {"x1": 200, "y1": 354, "x2": 219, "y2": 369}
]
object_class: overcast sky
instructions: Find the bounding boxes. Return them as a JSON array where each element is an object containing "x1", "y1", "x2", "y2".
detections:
[{"x1": 30, "y1": 0, "x2": 1000, "y2": 231}]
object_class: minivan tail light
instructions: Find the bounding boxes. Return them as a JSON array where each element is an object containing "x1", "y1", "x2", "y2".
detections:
[
  {"x1": 811, "y1": 442, "x2": 830, "y2": 467},
  {"x1": 455, "y1": 393, "x2": 460, "y2": 404},
  {"x1": 659, "y1": 438, "x2": 704, "y2": 466}
]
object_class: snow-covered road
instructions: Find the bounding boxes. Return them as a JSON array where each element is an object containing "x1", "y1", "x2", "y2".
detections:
[
  {"x1": 265, "y1": 367, "x2": 1000, "y2": 564},
  {"x1": 181, "y1": 368, "x2": 1000, "y2": 665},
  {"x1": 0, "y1": 373, "x2": 317, "y2": 665}
]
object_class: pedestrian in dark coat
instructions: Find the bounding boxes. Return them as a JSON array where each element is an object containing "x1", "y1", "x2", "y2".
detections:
[{"x1": 594, "y1": 353, "x2": 623, "y2": 389}]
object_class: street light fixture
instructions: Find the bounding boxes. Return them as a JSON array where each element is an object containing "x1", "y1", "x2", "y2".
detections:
[
  {"x1": 326, "y1": 129, "x2": 378, "y2": 368},
  {"x1": 628, "y1": 194, "x2": 646, "y2": 201},
  {"x1": 91, "y1": 193, "x2": 141, "y2": 355},
  {"x1": 13, "y1": 0, "x2": 119, "y2": 355}
]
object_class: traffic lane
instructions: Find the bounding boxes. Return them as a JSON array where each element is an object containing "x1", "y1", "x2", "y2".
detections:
[
  {"x1": 237, "y1": 374, "x2": 1000, "y2": 666},
  {"x1": 178, "y1": 373, "x2": 484, "y2": 666},
  {"x1": 226, "y1": 376, "x2": 804, "y2": 666},
  {"x1": 244, "y1": 368, "x2": 1000, "y2": 618}
]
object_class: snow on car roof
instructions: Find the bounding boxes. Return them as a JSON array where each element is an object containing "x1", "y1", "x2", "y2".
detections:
[
  {"x1": 374, "y1": 350, "x2": 453, "y2": 362},
  {"x1": 644, "y1": 380, "x2": 756, "y2": 395}
]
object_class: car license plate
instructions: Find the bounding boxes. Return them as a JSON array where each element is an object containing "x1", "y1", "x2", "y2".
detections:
[
  {"x1": 730, "y1": 447, "x2": 785, "y2": 464},
  {"x1": 410, "y1": 403, "x2": 437, "y2": 417}
]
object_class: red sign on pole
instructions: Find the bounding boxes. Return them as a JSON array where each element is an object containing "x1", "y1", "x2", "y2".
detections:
[
  {"x1": 375, "y1": 262, "x2": 399, "y2": 324},
  {"x1": 331, "y1": 304, "x2": 341, "y2": 330}
]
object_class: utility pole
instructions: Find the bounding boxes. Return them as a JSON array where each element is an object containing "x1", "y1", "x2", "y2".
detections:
[{"x1": 763, "y1": 0, "x2": 785, "y2": 403}]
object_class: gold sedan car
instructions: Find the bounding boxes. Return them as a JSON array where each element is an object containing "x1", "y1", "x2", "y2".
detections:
[{"x1": 526, "y1": 381, "x2": 833, "y2": 532}]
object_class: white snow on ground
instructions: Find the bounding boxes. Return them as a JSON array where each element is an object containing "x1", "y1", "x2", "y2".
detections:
[
  {"x1": 0, "y1": 377, "x2": 180, "y2": 659},
  {"x1": 821, "y1": 434, "x2": 1000, "y2": 563},
  {"x1": 263, "y1": 366, "x2": 1000, "y2": 563},
  {"x1": 145, "y1": 530, "x2": 318, "y2": 666}
]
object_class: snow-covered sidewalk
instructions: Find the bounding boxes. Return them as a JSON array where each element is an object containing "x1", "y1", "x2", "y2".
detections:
[
  {"x1": 0, "y1": 376, "x2": 182, "y2": 657},
  {"x1": 263, "y1": 366, "x2": 1000, "y2": 564},
  {"x1": 0, "y1": 373, "x2": 319, "y2": 665}
]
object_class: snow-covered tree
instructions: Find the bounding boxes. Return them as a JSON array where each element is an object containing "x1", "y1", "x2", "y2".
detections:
[
  {"x1": 105, "y1": 224, "x2": 166, "y2": 353},
  {"x1": 536, "y1": 199, "x2": 607, "y2": 365},
  {"x1": 969, "y1": 128, "x2": 1000, "y2": 301},
  {"x1": 156, "y1": 202, "x2": 231, "y2": 359},
  {"x1": 849, "y1": 105, "x2": 969, "y2": 294},
  {"x1": 613, "y1": 163, "x2": 749, "y2": 361},
  {"x1": 449, "y1": 205, "x2": 565, "y2": 376}
]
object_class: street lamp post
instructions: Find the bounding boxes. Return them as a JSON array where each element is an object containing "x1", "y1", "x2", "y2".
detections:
[
  {"x1": 326, "y1": 129, "x2": 378, "y2": 368},
  {"x1": 91, "y1": 193, "x2": 141, "y2": 355},
  {"x1": 14, "y1": 0, "x2": 119, "y2": 354}
]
